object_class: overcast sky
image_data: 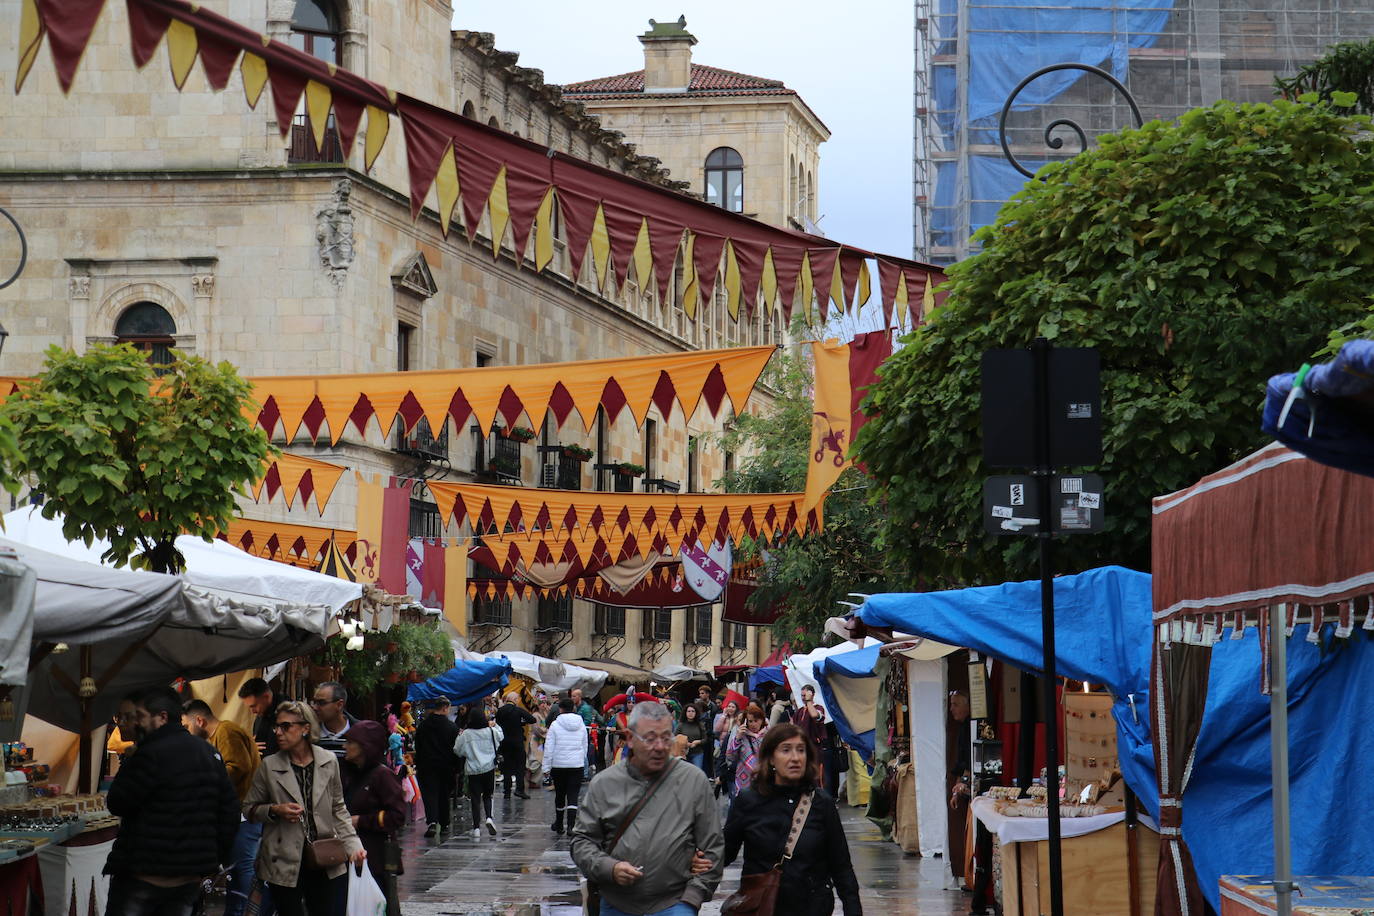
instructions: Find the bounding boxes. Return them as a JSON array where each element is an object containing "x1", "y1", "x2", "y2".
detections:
[{"x1": 454, "y1": 2, "x2": 915, "y2": 262}]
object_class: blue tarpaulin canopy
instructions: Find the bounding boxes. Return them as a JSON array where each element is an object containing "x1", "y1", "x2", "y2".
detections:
[
  {"x1": 814, "y1": 645, "x2": 881, "y2": 760},
  {"x1": 856, "y1": 565, "x2": 1374, "y2": 913},
  {"x1": 1263, "y1": 338, "x2": 1374, "y2": 477},
  {"x1": 407, "y1": 657, "x2": 512, "y2": 708},
  {"x1": 747, "y1": 666, "x2": 786, "y2": 694}
]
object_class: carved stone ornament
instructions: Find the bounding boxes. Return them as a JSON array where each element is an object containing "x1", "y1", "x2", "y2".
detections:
[
  {"x1": 316, "y1": 178, "x2": 356, "y2": 287},
  {"x1": 191, "y1": 274, "x2": 215, "y2": 297},
  {"x1": 69, "y1": 276, "x2": 91, "y2": 299}
]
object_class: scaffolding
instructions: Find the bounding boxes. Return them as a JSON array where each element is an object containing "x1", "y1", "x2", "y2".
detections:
[{"x1": 914, "y1": 1, "x2": 1374, "y2": 265}]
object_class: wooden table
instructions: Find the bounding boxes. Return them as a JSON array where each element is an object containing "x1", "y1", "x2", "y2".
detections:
[{"x1": 1220, "y1": 874, "x2": 1374, "y2": 915}]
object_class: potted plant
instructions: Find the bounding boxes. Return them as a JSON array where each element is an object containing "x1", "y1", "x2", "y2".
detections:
[
  {"x1": 616, "y1": 461, "x2": 646, "y2": 477},
  {"x1": 561, "y1": 443, "x2": 593, "y2": 461},
  {"x1": 488, "y1": 454, "x2": 521, "y2": 477},
  {"x1": 502, "y1": 425, "x2": 536, "y2": 443}
]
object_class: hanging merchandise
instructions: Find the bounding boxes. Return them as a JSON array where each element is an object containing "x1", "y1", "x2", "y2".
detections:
[{"x1": 680, "y1": 539, "x2": 732, "y2": 603}]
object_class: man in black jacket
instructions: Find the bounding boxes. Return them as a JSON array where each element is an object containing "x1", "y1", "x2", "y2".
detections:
[
  {"x1": 105, "y1": 686, "x2": 240, "y2": 916},
  {"x1": 413, "y1": 697, "x2": 460, "y2": 838},
  {"x1": 494, "y1": 692, "x2": 535, "y2": 799}
]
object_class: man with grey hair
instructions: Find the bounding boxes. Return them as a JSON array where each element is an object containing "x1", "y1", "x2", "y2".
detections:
[
  {"x1": 572, "y1": 701, "x2": 723, "y2": 916},
  {"x1": 310, "y1": 680, "x2": 355, "y2": 762}
]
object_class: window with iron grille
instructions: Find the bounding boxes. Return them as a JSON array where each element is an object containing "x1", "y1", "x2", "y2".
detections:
[
  {"x1": 473, "y1": 596, "x2": 512, "y2": 626},
  {"x1": 641, "y1": 607, "x2": 673, "y2": 641},
  {"x1": 397, "y1": 416, "x2": 449, "y2": 461},
  {"x1": 409, "y1": 499, "x2": 442, "y2": 539},
  {"x1": 594, "y1": 605, "x2": 626, "y2": 637},
  {"x1": 692, "y1": 606, "x2": 713, "y2": 646},
  {"x1": 537, "y1": 594, "x2": 573, "y2": 632},
  {"x1": 557, "y1": 454, "x2": 582, "y2": 490},
  {"x1": 731, "y1": 622, "x2": 748, "y2": 649}
]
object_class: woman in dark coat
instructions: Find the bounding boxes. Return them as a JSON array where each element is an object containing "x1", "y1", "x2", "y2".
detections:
[
  {"x1": 341, "y1": 721, "x2": 408, "y2": 887},
  {"x1": 723, "y1": 723, "x2": 862, "y2": 916}
]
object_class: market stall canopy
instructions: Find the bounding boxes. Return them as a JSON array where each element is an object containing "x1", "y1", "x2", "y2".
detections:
[
  {"x1": 1262, "y1": 338, "x2": 1374, "y2": 478},
  {"x1": 482, "y1": 651, "x2": 607, "y2": 695},
  {"x1": 407, "y1": 657, "x2": 512, "y2": 709},
  {"x1": 814, "y1": 644, "x2": 881, "y2": 760},
  {"x1": 747, "y1": 666, "x2": 786, "y2": 693},
  {"x1": 780, "y1": 638, "x2": 881, "y2": 714},
  {"x1": 0, "y1": 550, "x2": 36, "y2": 687},
  {"x1": 651, "y1": 665, "x2": 706, "y2": 684},
  {"x1": 16, "y1": 1, "x2": 946, "y2": 330},
  {"x1": 571, "y1": 657, "x2": 654, "y2": 685},
  {"x1": 8, "y1": 535, "x2": 334, "y2": 733},
  {"x1": 3, "y1": 508, "x2": 362, "y2": 613}
]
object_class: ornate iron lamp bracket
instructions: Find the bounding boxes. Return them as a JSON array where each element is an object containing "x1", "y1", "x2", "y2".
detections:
[{"x1": 999, "y1": 63, "x2": 1144, "y2": 180}]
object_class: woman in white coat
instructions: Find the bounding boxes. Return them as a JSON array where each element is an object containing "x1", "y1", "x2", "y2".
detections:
[{"x1": 541, "y1": 697, "x2": 589, "y2": 835}]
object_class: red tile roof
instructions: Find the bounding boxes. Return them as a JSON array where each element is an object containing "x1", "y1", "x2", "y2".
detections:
[{"x1": 562, "y1": 63, "x2": 794, "y2": 98}]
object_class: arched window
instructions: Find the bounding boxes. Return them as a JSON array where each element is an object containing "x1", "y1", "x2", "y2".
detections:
[
  {"x1": 462, "y1": 100, "x2": 477, "y2": 119},
  {"x1": 115, "y1": 302, "x2": 177, "y2": 373},
  {"x1": 289, "y1": 0, "x2": 341, "y2": 63},
  {"x1": 705, "y1": 147, "x2": 744, "y2": 213}
]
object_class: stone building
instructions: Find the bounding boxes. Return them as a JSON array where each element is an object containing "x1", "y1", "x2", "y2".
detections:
[
  {"x1": 0, "y1": 0, "x2": 797, "y2": 674},
  {"x1": 562, "y1": 17, "x2": 830, "y2": 234}
]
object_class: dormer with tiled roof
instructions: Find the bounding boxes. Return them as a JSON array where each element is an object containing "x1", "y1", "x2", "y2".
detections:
[{"x1": 560, "y1": 18, "x2": 829, "y2": 232}]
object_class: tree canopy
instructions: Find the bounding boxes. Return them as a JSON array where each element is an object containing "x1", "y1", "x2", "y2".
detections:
[
  {"x1": 2, "y1": 345, "x2": 272, "y2": 573},
  {"x1": 718, "y1": 347, "x2": 894, "y2": 651},
  {"x1": 856, "y1": 97, "x2": 1374, "y2": 588}
]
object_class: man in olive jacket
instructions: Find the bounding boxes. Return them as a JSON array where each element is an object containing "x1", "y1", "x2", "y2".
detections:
[
  {"x1": 105, "y1": 686, "x2": 240, "y2": 916},
  {"x1": 571, "y1": 702, "x2": 723, "y2": 916}
]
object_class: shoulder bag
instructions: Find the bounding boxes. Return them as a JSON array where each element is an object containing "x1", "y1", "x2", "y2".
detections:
[
  {"x1": 583, "y1": 760, "x2": 675, "y2": 916},
  {"x1": 720, "y1": 790, "x2": 814, "y2": 916}
]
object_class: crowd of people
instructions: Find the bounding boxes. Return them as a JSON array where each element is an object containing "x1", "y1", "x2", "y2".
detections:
[{"x1": 101, "y1": 676, "x2": 863, "y2": 916}]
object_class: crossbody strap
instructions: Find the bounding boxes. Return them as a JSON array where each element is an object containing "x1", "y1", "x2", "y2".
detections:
[
  {"x1": 606, "y1": 760, "x2": 674, "y2": 858},
  {"x1": 776, "y1": 790, "x2": 814, "y2": 866}
]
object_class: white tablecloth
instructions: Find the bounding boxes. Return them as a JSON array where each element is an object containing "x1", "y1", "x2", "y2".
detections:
[
  {"x1": 972, "y1": 796, "x2": 1158, "y2": 846},
  {"x1": 37, "y1": 839, "x2": 112, "y2": 916}
]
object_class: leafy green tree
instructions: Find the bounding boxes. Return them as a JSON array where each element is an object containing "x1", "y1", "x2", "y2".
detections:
[
  {"x1": 856, "y1": 97, "x2": 1374, "y2": 588},
  {"x1": 1276, "y1": 41, "x2": 1374, "y2": 115},
  {"x1": 719, "y1": 348, "x2": 895, "y2": 652},
  {"x1": 2, "y1": 344, "x2": 273, "y2": 573}
]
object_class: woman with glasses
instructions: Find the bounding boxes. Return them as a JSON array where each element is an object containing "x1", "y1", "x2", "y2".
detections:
[{"x1": 244, "y1": 700, "x2": 365, "y2": 916}]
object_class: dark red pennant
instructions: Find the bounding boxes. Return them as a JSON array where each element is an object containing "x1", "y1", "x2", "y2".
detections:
[
  {"x1": 331, "y1": 90, "x2": 364, "y2": 159},
  {"x1": 769, "y1": 245, "x2": 806, "y2": 322},
  {"x1": 649, "y1": 371, "x2": 677, "y2": 423},
  {"x1": 599, "y1": 378, "x2": 628, "y2": 424},
  {"x1": 601, "y1": 201, "x2": 642, "y2": 291},
  {"x1": 449, "y1": 390, "x2": 474, "y2": 429},
  {"x1": 587, "y1": 505, "x2": 605, "y2": 534},
  {"x1": 561, "y1": 505, "x2": 578, "y2": 533},
  {"x1": 455, "y1": 142, "x2": 503, "y2": 244},
  {"x1": 125, "y1": 0, "x2": 171, "y2": 69},
  {"x1": 555, "y1": 188, "x2": 600, "y2": 283},
  {"x1": 347, "y1": 395, "x2": 374, "y2": 439},
  {"x1": 548, "y1": 383, "x2": 576, "y2": 428},
  {"x1": 257, "y1": 399, "x2": 281, "y2": 436},
  {"x1": 648, "y1": 220, "x2": 685, "y2": 303},
  {"x1": 397, "y1": 97, "x2": 456, "y2": 220},
  {"x1": 692, "y1": 233, "x2": 727, "y2": 307},
  {"x1": 614, "y1": 506, "x2": 632, "y2": 533},
  {"x1": 667, "y1": 506, "x2": 683, "y2": 530},
  {"x1": 838, "y1": 250, "x2": 863, "y2": 311},
  {"x1": 197, "y1": 32, "x2": 240, "y2": 91},
  {"x1": 533, "y1": 504, "x2": 552, "y2": 532},
  {"x1": 730, "y1": 239, "x2": 768, "y2": 318},
  {"x1": 497, "y1": 386, "x2": 525, "y2": 427},
  {"x1": 261, "y1": 463, "x2": 283, "y2": 501},
  {"x1": 300, "y1": 397, "x2": 325, "y2": 441},
  {"x1": 41, "y1": 0, "x2": 105, "y2": 92},
  {"x1": 266, "y1": 62, "x2": 308, "y2": 139},
  {"x1": 848, "y1": 329, "x2": 894, "y2": 443},
  {"x1": 397, "y1": 392, "x2": 424, "y2": 435},
  {"x1": 506, "y1": 171, "x2": 551, "y2": 263},
  {"x1": 297, "y1": 471, "x2": 316, "y2": 510},
  {"x1": 807, "y1": 247, "x2": 839, "y2": 322},
  {"x1": 876, "y1": 258, "x2": 903, "y2": 328},
  {"x1": 701, "y1": 364, "x2": 727, "y2": 416}
]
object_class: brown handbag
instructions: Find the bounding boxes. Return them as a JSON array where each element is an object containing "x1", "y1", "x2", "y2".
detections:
[
  {"x1": 720, "y1": 790, "x2": 814, "y2": 916},
  {"x1": 303, "y1": 837, "x2": 348, "y2": 870}
]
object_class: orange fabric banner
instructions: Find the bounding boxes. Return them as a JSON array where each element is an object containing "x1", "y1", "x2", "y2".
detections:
[
  {"x1": 443, "y1": 545, "x2": 467, "y2": 637},
  {"x1": 804, "y1": 340, "x2": 854, "y2": 514},
  {"x1": 223, "y1": 518, "x2": 354, "y2": 564},
  {"x1": 354, "y1": 472, "x2": 384, "y2": 584},
  {"x1": 251, "y1": 452, "x2": 346, "y2": 514},
  {"x1": 245, "y1": 345, "x2": 775, "y2": 444}
]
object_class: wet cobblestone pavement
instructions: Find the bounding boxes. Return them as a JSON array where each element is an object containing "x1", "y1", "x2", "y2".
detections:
[{"x1": 395, "y1": 785, "x2": 970, "y2": 916}]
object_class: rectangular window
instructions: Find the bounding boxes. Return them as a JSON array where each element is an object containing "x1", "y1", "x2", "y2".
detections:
[
  {"x1": 397, "y1": 322, "x2": 414, "y2": 372},
  {"x1": 693, "y1": 606, "x2": 712, "y2": 645},
  {"x1": 731, "y1": 622, "x2": 748, "y2": 649},
  {"x1": 537, "y1": 594, "x2": 573, "y2": 632},
  {"x1": 687, "y1": 437, "x2": 698, "y2": 494},
  {"x1": 408, "y1": 499, "x2": 441, "y2": 538},
  {"x1": 473, "y1": 596, "x2": 512, "y2": 626},
  {"x1": 643, "y1": 418, "x2": 657, "y2": 481},
  {"x1": 594, "y1": 604, "x2": 626, "y2": 636},
  {"x1": 641, "y1": 607, "x2": 672, "y2": 641}
]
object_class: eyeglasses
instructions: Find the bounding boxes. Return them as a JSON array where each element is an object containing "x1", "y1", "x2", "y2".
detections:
[
  {"x1": 273, "y1": 721, "x2": 307, "y2": 732},
  {"x1": 631, "y1": 733, "x2": 674, "y2": 747}
]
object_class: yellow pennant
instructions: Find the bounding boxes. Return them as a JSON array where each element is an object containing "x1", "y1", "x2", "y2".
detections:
[
  {"x1": 304, "y1": 80, "x2": 333, "y2": 151},
  {"x1": 589, "y1": 203, "x2": 611, "y2": 291},
  {"x1": 682, "y1": 234, "x2": 699, "y2": 320},
  {"x1": 534, "y1": 189, "x2": 555, "y2": 272},
  {"x1": 803, "y1": 339, "x2": 853, "y2": 514},
  {"x1": 435, "y1": 143, "x2": 460, "y2": 237},
  {"x1": 363, "y1": 104, "x2": 389, "y2": 172},
  {"x1": 724, "y1": 242, "x2": 742, "y2": 321},
  {"x1": 857, "y1": 260, "x2": 871, "y2": 311},
  {"x1": 240, "y1": 53, "x2": 268, "y2": 108},
  {"x1": 354, "y1": 472, "x2": 383, "y2": 585},
  {"x1": 799, "y1": 252, "x2": 813, "y2": 324},
  {"x1": 167, "y1": 20, "x2": 199, "y2": 90},
  {"x1": 443, "y1": 545, "x2": 468, "y2": 637},
  {"x1": 632, "y1": 219, "x2": 653, "y2": 291},
  {"x1": 761, "y1": 248, "x2": 778, "y2": 312},
  {"x1": 489, "y1": 165, "x2": 510, "y2": 257},
  {"x1": 16, "y1": 0, "x2": 43, "y2": 93}
]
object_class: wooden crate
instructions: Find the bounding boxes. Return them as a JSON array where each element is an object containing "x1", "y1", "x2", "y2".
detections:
[{"x1": 1001, "y1": 822, "x2": 1160, "y2": 916}]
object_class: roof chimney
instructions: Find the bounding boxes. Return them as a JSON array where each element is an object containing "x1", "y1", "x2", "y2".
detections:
[{"x1": 640, "y1": 16, "x2": 696, "y2": 93}]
